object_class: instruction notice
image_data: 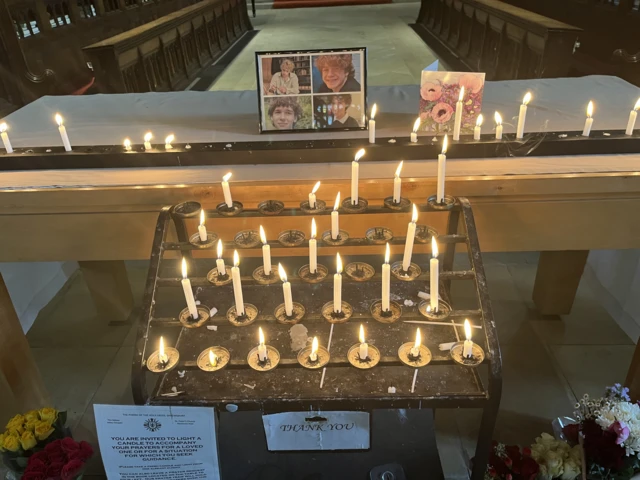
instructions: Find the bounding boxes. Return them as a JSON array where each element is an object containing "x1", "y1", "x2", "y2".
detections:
[{"x1": 94, "y1": 404, "x2": 220, "y2": 480}]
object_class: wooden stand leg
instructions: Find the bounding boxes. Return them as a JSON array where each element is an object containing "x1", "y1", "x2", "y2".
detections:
[
  {"x1": 0, "y1": 272, "x2": 49, "y2": 409},
  {"x1": 533, "y1": 251, "x2": 589, "y2": 315},
  {"x1": 79, "y1": 261, "x2": 134, "y2": 325}
]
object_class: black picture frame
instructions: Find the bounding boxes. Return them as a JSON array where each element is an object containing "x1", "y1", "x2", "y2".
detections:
[{"x1": 256, "y1": 48, "x2": 368, "y2": 134}]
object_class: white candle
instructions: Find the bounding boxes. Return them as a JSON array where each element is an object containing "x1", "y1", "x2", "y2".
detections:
[
  {"x1": 310, "y1": 337, "x2": 319, "y2": 362},
  {"x1": 437, "y1": 135, "x2": 447, "y2": 203},
  {"x1": 308, "y1": 181, "x2": 320, "y2": 208},
  {"x1": 164, "y1": 134, "x2": 174, "y2": 150},
  {"x1": 258, "y1": 327, "x2": 267, "y2": 362},
  {"x1": 463, "y1": 319, "x2": 473, "y2": 358},
  {"x1": 382, "y1": 243, "x2": 391, "y2": 311},
  {"x1": 198, "y1": 209, "x2": 207, "y2": 242},
  {"x1": 143, "y1": 131, "x2": 152, "y2": 151},
  {"x1": 626, "y1": 98, "x2": 640, "y2": 135},
  {"x1": 0, "y1": 124, "x2": 13, "y2": 153},
  {"x1": 358, "y1": 324, "x2": 368, "y2": 360},
  {"x1": 410, "y1": 328, "x2": 421, "y2": 357},
  {"x1": 309, "y1": 218, "x2": 318, "y2": 273},
  {"x1": 231, "y1": 250, "x2": 244, "y2": 315},
  {"x1": 402, "y1": 204, "x2": 418, "y2": 271},
  {"x1": 368, "y1": 104, "x2": 377, "y2": 143},
  {"x1": 259, "y1": 225, "x2": 271, "y2": 274},
  {"x1": 351, "y1": 148, "x2": 365, "y2": 205},
  {"x1": 55, "y1": 114, "x2": 72, "y2": 152},
  {"x1": 333, "y1": 253, "x2": 342, "y2": 312},
  {"x1": 159, "y1": 336, "x2": 168, "y2": 364},
  {"x1": 430, "y1": 237, "x2": 439, "y2": 312},
  {"x1": 516, "y1": 92, "x2": 532, "y2": 139},
  {"x1": 123, "y1": 138, "x2": 132, "y2": 151},
  {"x1": 278, "y1": 263, "x2": 293, "y2": 316},
  {"x1": 453, "y1": 86, "x2": 464, "y2": 141},
  {"x1": 209, "y1": 349, "x2": 218, "y2": 367},
  {"x1": 474, "y1": 114, "x2": 483, "y2": 140},
  {"x1": 181, "y1": 258, "x2": 199, "y2": 319},
  {"x1": 411, "y1": 117, "x2": 420, "y2": 143},
  {"x1": 582, "y1": 101, "x2": 594, "y2": 137},
  {"x1": 393, "y1": 161, "x2": 403, "y2": 203},
  {"x1": 331, "y1": 192, "x2": 340, "y2": 240},
  {"x1": 494, "y1": 112, "x2": 503, "y2": 140},
  {"x1": 216, "y1": 239, "x2": 226, "y2": 276},
  {"x1": 221, "y1": 172, "x2": 233, "y2": 208}
]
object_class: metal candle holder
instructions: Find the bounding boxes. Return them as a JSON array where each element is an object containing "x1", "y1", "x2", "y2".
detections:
[
  {"x1": 234, "y1": 230, "x2": 261, "y2": 248},
  {"x1": 390, "y1": 261, "x2": 422, "y2": 281},
  {"x1": 247, "y1": 345, "x2": 280, "y2": 371},
  {"x1": 398, "y1": 343, "x2": 432, "y2": 368},
  {"x1": 418, "y1": 299, "x2": 452, "y2": 320},
  {"x1": 274, "y1": 302, "x2": 306, "y2": 325},
  {"x1": 257, "y1": 200, "x2": 285, "y2": 216},
  {"x1": 226, "y1": 303, "x2": 259, "y2": 326},
  {"x1": 342, "y1": 197, "x2": 368, "y2": 213},
  {"x1": 415, "y1": 225, "x2": 438, "y2": 244},
  {"x1": 427, "y1": 195, "x2": 456, "y2": 211},
  {"x1": 383, "y1": 196, "x2": 411, "y2": 212},
  {"x1": 370, "y1": 300, "x2": 402, "y2": 323},
  {"x1": 345, "y1": 262, "x2": 375, "y2": 282},
  {"x1": 347, "y1": 343, "x2": 380, "y2": 369},
  {"x1": 216, "y1": 201, "x2": 243, "y2": 216},
  {"x1": 278, "y1": 229, "x2": 306, "y2": 247},
  {"x1": 196, "y1": 346, "x2": 231, "y2": 372},
  {"x1": 189, "y1": 232, "x2": 218, "y2": 248},
  {"x1": 207, "y1": 265, "x2": 233, "y2": 286},
  {"x1": 300, "y1": 199, "x2": 326, "y2": 214},
  {"x1": 321, "y1": 301, "x2": 353, "y2": 324},
  {"x1": 297, "y1": 345, "x2": 330, "y2": 369},
  {"x1": 298, "y1": 264, "x2": 328, "y2": 283},
  {"x1": 450, "y1": 342, "x2": 485, "y2": 367},
  {"x1": 179, "y1": 306, "x2": 210, "y2": 328},
  {"x1": 252, "y1": 265, "x2": 279, "y2": 284},
  {"x1": 147, "y1": 347, "x2": 180, "y2": 373},
  {"x1": 365, "y1": 227, "x2": 393, "y2": 244},
  {"x1": 321, "y1": 229, "x2": 349, "y2": 246}
]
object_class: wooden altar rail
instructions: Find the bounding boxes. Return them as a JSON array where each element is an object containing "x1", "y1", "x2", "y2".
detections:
[
  {"x1": 83, "y1": 0, "x2": 252, "y2": 93},
  {"x1": 413, "y1": 0, "x2": 581, "y2": 80}
]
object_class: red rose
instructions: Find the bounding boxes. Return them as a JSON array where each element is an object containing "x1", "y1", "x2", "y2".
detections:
[
  {"x1": 78, "y1": 441, "x2": 93, "y2": 461},
  {"x1": 45, "y1": 440, "x2": 64, "y2": 455},
  {"x1": 47, "y1": 452, "x2": 67, "y2": 465},
  {"x1": 29, "y1": 450, "x2": 49, "y2": 465},
  {"x1": 46, "y1": 460, "x2": 66, "y2": 477},
  {"x1": 61, "y1": 459, "x2": 84, "y2": 480},
  {"x1": 522, "y1": 447, "x2": 532, "y2": 457},
  {"x1": 504, "y1": 456, "x2": 513, "y2": 468},
  {"x1": 60, "y1": 437, "x2": 80, "y2": 455},
  {"x1": 21, "y1": 472, "x2": 45, "y2": 480},
  {"x1": 520, "y1": 456, "x2": 540, "y2": 480},
  {"x1": 563, "y1": 423, "x2": 580, "y2": 445},
  {"x1": 24, "y1": 458, "x2": 47, "y2": 474}
]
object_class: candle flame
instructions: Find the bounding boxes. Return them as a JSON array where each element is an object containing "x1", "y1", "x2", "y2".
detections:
[
  {"x1": 311, "y1": 218, "x2": 317, "y2": 238},
  {"x1": 0, "y1": 123, "x2": 7, "y2": 133},
  {"x1": 458, "y1": 86, "x2": 465, "y2": 102},
  {"x1": 223, "y1": 172, "x2": 232, "y2": 182},
  {"x1": 259, "y1": 327, "x2": 265, "y2": 345},
  {"x1": 587, "y1": 101, "x2": 594, "y2": 118},
  {"x1": 384, "y1": 242, "x2": 390, "y2": 264},
  {"x1": 217, "y1": 239, "x2": 223, "y2": 258},
  {"x1": 159, "y1": 336, "x2": 165, "y2": 359},
  {"x1": 233, "y1": 250, "x2": 239, "y2": 267},
  {"x1": 464, "y1": 319, "x2": 472, "y2": 342},
  {"x1": 476, "y1": 114, "x2": 483, "y2": 127},
  {"x1": 432, "y1": 236, "x2": 439, "y2": 258},
  {"x1": 311, "y1": 336, "x2": 318, "y2": 355},
  {"x1": 200, "y1": 209, "x2": 205, "y2": 226},
  {"x1": 164, "y1": 134, "x2": 174, "y2": 146},
  {"x1": 259, "y1": 225, "x2": 267, "y2": 245},
  {"x1": 359, "y1": 324, "x2": 365, "y2": 344},
  {"x1": 181, "y1": 257, "x2": 188, "y2": 279},
  {"x1": 414, "y1": 328, "x2": 421, "y2": 348},
  {"x1": 312, "y1": 180, "x2": 321, "y2": 194},
  {"x1": 441, "y1": 134, "x2": 448, "y2": 154},
  {"x1": 333, "y1": 192, "x2": 341, "y2": 211},
  {"x1": 371, "y1": 104, "x2": 377, "y2": 120},
  {"x1": 144, "y1": 131, "x2": 152, "y2": 142},
  {"x1": 209, "y1": 349, "x2": 217, "y2": 367},
  {"x1": 494, "y1": 111, "x2": 502, "y2": 125},
  {"x1": 412, "y1": 117, "x2": 421, "y2": 133},
  {"x1": 411, "y1": 203, "x2": 418, "y2": 223},
  {"x1": 635, "y1": 98, "x2": 640, "y2": 111},
  {"x1": 354, "y1": 148, "x2": 365, "y2": 162},
  {"x1": 55, "y1": 114, "x2": 63, "y2": 126},
  {"x1": 523, "y1": 92, "x2": 532, "y2": 105},
  {"x1": 278, "y1": 263, "x2": 287, "y2": 283},
  {"x1": 395, "y1": 161, "x2": 403, "y2": 178},
  {"x1": 124, "y1": 138, "x2": 131, "y2": 149},
  {"x1": 336, "y1": 253, "x2": 342, "y2": 274}
]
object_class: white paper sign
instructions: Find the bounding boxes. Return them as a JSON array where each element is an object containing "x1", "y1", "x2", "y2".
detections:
[
  {"x1": 262, "y1": 411, "x2": 370, "y2": 451},
  {"x1": 94, "y1": 404, "x2": 220, "y2": 480}
]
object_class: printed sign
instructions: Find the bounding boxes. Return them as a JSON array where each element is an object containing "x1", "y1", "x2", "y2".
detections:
[
  {"x1": 262, "y1": 411, "x2": 370, "y2": 451},
  {"x1": 94, "y1": 404, "x2": 220, "y2": 480}
]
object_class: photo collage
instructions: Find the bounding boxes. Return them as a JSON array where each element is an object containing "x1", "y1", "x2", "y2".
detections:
[{"x1": 256, "y1": 49, "x2": 367, "y2": 133}]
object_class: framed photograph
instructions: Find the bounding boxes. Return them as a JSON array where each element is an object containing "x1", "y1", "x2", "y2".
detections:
[{"x1": 256, "y1": 48, "x2": 367, "y2": 133}]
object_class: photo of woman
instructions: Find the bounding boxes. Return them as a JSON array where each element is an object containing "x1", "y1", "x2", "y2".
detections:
[
  {"x1": 264, "y1": 96, "x2": 312, "y2": 131},
  {"x1": 312, "y1": 53, "x2": 362, "y2": 93}
]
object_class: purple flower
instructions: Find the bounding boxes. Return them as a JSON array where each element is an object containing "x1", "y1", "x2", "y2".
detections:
[{"x1": 609, "y1": 421, "x2": 630, "y2": 445}]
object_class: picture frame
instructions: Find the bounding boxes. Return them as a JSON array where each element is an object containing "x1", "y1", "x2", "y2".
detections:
[{"x1": 255, "y1": 48, "x2": 368, "y2": 134}]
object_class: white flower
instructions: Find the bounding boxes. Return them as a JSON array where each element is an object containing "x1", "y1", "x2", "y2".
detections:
[
  {"x1": 561, "y1": 459, "x2": 581, "y2": 480},
  {"x1": 545, "y1": 450, "x2": 564, "y2": 478}
]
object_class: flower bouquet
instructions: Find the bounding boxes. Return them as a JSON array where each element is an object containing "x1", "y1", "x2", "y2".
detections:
[
  {"x1": 484, "y1": 442, "x2": 540, "y2": 480},
  {"x1": 21, "y1": 438, "x2": 93, "y2": 480},
  {"x1": 530, "y1": 433, "x2": 582, "y2": 480}
]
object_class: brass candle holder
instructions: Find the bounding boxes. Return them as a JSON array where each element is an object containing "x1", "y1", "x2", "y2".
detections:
[
  {"x1": 252, "y1": 265, "x2": 279, "y2": 284},
  {"x1": 196, "y1": 346, "x2": 231, "y2": 372},
  {"x1": 278, "y1": 229, "x2": 306, "y2": 247},
  {"x1": 415, "y1": 225, "x2": 438, "y2": 244},
  {"x1": 226, "y1": 303, "x2": 259, "y2": 326},
  {"x1": 189, "y1": 232, "x2": 218, "y2": 248},
  {"x1": 207, "y1": 265, "x2": 233, "y2": 286},
  {"x1": 216, "y1": 200, "x2": 243, "y2": 216},
  {"x1": 347, "y1": 343, "x2": 380, "y2": 369},
  {"x1": 321, "y1": 229, "x2": 349, "y2": 246},
  {"x1": 234, "y1": 230, "x2": 261, "y2": 248},
  {"x1": 298, "y1": 264, "x2": 328, "y2": 283},
  {"x1": 341, "y1": 197, "x2": 368, "y2": 213},
  {"x1": 179, "y1": 306, "x2": 210, "y2": 328},
  {"x1": 247, "y1": 345, "x2": 280, "y2": 371},
  {"x1": 418, "y1": 299, "x2": 451, "y2": 320},
  {"x1": 398, "y1": 343, "x2": 432, "y2": 368},
  {"x1": 383, "y1": 196, "x2": 411, "y2": 212},
  {"x1": 321, "y1": 301, "x2": 353, "y2": 324},
  {"x1": 391, "y1": 261, "x2": 422, "y2": 281},
  {"x1": 300, "y1": 199, "x2": 326, "y2": 214},
  {"x1": 365, "y1": 227, "x2": 393, "y2": 245},
  {"x1": 427, "y1": 194, "x2": 456, "y2": 211},
  {"x1": 297, "y1": 342, "x2": 330, "y2": 369},
  {"x1": 370, "y1": 300, "x2": 402, "y2": 323},
  {"x1": 147, "y1": 347, "x2": 180, "y2": 373},
  {"x1": 450, "y1": 342, "x2": 485, "y2": 367},
  {"x1": 257, "y1": 200, "x2": 284, "y2": 216},
  {"x1": 274, "y1": 302, "x2": 306, "y2": 325},
  {"x1": 345, "y1": 262, "x2": 375, "y2": 282}
]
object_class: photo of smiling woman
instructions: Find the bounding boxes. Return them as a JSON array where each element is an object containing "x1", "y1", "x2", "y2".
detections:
[
  {"x1": 312, "y1": 53, "x2": 362, "y2": 93},
  {"x1": 263, "y1": 96, "x2": 312, "y2": 131}
]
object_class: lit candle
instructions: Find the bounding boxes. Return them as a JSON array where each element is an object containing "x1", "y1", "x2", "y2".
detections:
[
  {"x1": 143, "y1": 131, "x2": 153, "y2": 151},
  {"x1": 209, "y1": 348, "x2": 218, "y2": 367},
  {"x1": 359, "y1": 324, "x2": 368, "y2": 360},
  {"x1": 310, "y1": 337, "x2": 319, "y2": 362},
  {"x1": 331, "y1": 192, "x2": 340, "y2": 240},
  {"x1": 231, "y1": 250, "x2": 244, "y2": 316},
  {"x1": 393, "y1": 161, "x2": 403, "y2": 203},
  {"x1": 494, "y1": 112, "x2": 503, "y2": 140},
  {"x1": 430, "y1": 237, "x2": 439, "y2": 312},
  {"x1": 437, "y1": 135, "x2": 447, "y2": 203},
  {"x1": 258, "y1": 327, "x2": 267, "y2": 362},
  {"x1": 474, "y1": 114, "x2": 483, "y2": 141},
  {"x1": 164, "y1": 134, "x2": 174, "y2": 150},
  {"x1": 309, "y1": 218, "x2": 318, "y2": 273},
  {"x1": 453, "y1": 86, "x2": 464, "y2": 141},
  {"x1": 123, "y1": 138, "x2": 132, "y2": 152},
  {"x1": 351, "y1": 149, "x2": 365, "y2": 205},
  {"x1": 411, "y1": 117, "x2": 420, "y2": 143},
  {"x1": 625, "y1": 98, "x2": 640, "y2": 136},
  {"x1": 55, "y1": 114, "x2": 72, "y2": 152},
  {"x1": 410, "y1": 328, "x2": 421, "y2": 357},
  {"x1": 198, "y1": 209, "x2": 207, "y2": 242},
  {"x1": 216, "y1": 240, "x2": 226, "y2": 276},
  {"x1": 516, "y1": 92, "x2": 532, "y2": 139},
  {"x1": 0, "y1": 123, "x2": 13, "y2": 153},
  {"x1": 402, "y1": 204, "x2": 418, "y2": 271},
  {"x1": 463, "y1": 319, "x2": 473, "y2": 358},
  {"x1": 382, "y1": 243, "x2": 391, "y2": 311},
  {"x1": 582, "y1": 101, "x2": 594, "y2": 137},
  {"x1": 259, "y1": 225, "x2": 272, "y2": 274},
  {"x1": 334, "y1": 253, "x2": 342, "y2": 313},
  {"x1": 221, "y1": 172, "x2": 233, "y2": 208},
  {"x1": 308, "y1": 181, "x2": 321, "y2": 209},
  {"x1": 368, "y1": 104, "x2": 377, "y2": 143},
  {"x1": 159, "y1": 336, "x2": 168, "y2": 364},
  {"x1": 181, "y1": 258, "x2": 199, "y2": 319},
  {"x1": 278, "y1": 263, "x2": 293, "y2": 316}
]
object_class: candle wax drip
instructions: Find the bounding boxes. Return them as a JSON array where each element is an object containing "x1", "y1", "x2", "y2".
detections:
[
  {"x1": 256, "y1": 353, "x2": 271, "y2": 366},
  {"x1": 264, "y1": 201, "x2": 280, "y2": 212},
  {"x1": 331, "y1": 310, "x2": 346, "y2": 318},
  {"x1": 374, "y1": 228, "x2": 385, "y2": 239},
  {"x1": 380, "y1": 308, "x2": 393, "y2": 317},
  {"x1": 357, "y1": 352, "x2": 371, "y2": 362},
  {"x1": 408, "y1": 351, "x2": 421, "y2": 361},
  {"x1": 306, "y1": 355, "x2": 319, "y2": 365}
]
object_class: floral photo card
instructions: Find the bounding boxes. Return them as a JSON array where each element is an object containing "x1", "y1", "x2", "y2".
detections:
[{"x1": 418, "y1": 71, "x2": 485, "y2": 135}]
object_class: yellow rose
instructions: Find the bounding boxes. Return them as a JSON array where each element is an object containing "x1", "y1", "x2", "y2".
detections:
[
  {"x1": 2, "y1": 434, "x2": 20, "y2": 452},
  {"x1": 24, "y1": 410, "x2": 40, "y2": 422},
  {"x1": 24, "y1": 419, "x2": 38, "y2": 432},
  {"x1": 5, "y1": 415, "x2": 24, "y2": 435},
  {"x1": 34, "y1": 420, "x2": 54, "y2": 441},
  {"x1": 0, "y1": 432, "x2": 5, "y2": 452},
  {"x1": 20, "y1": 430, "x2": 37, "y2": 451},
  {"x1": 38, "y1": 408, "x2": 58, "y2": 423}
]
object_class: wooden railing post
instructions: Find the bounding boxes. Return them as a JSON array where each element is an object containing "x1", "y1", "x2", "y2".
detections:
[
  {"x1": 33, "y1": 0, "x2": 52, "y2": 32},
  {"x1": 94, "y1": 0, "x2": 106, "y2": 14}
]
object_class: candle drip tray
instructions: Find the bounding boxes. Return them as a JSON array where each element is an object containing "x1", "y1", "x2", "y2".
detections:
[{"x1": 179, "y1": 306, "x2": 210, "y2": 328}]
